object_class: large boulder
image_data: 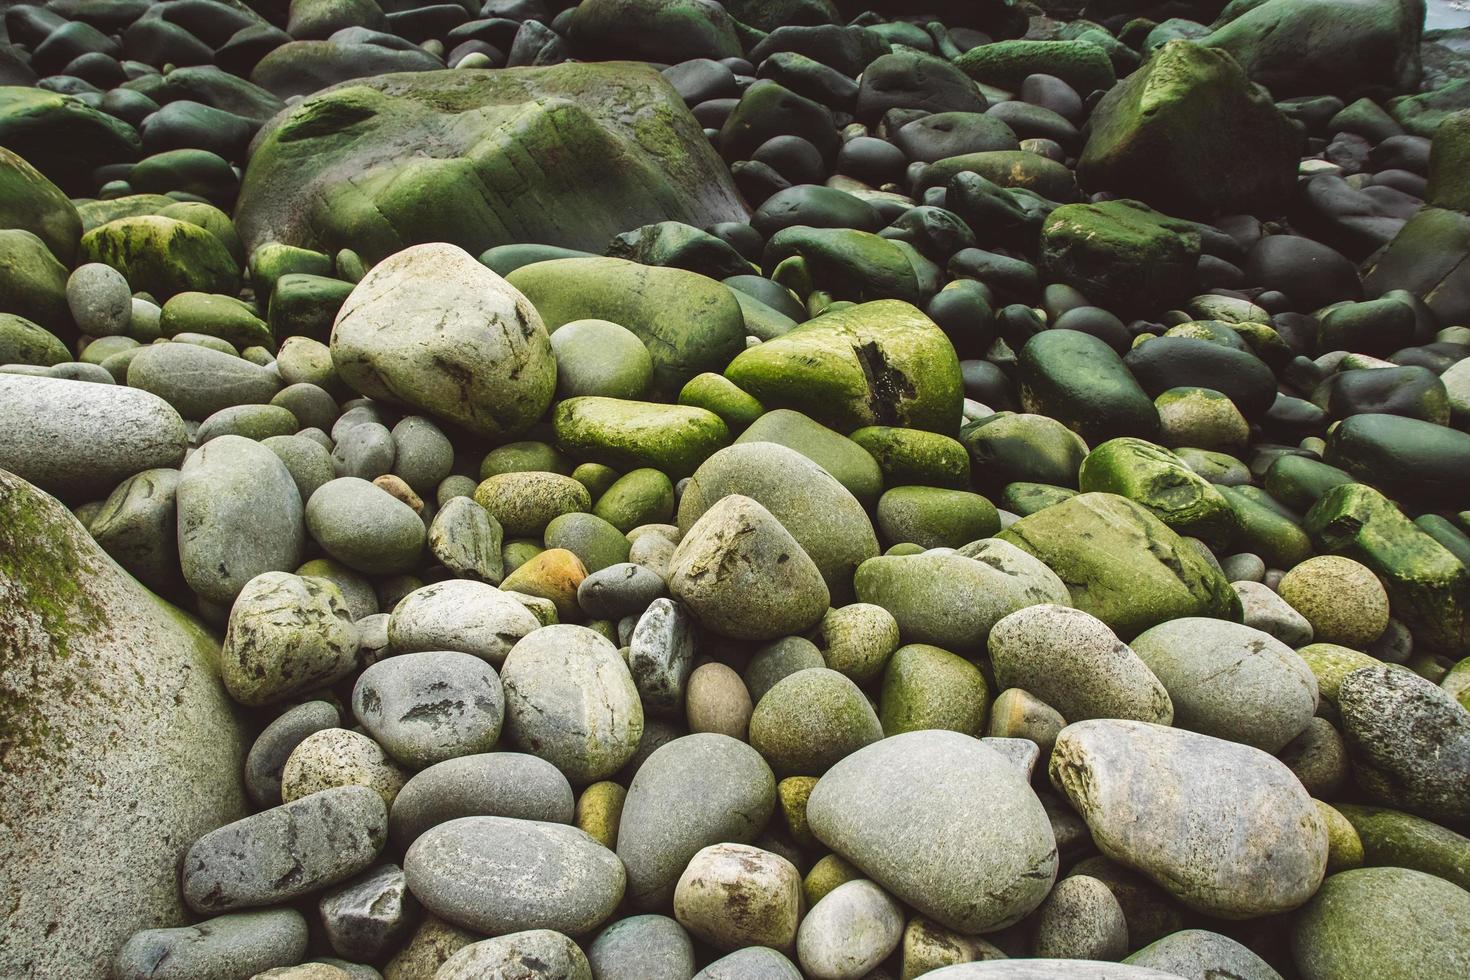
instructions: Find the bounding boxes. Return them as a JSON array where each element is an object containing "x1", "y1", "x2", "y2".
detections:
[
  {"x1": 0, "y1": 87, "x2": 142, "y2": 195},
  {"x1": 236, "y1": 64, "x2": 748, "y2": 263},
  {"x1": 0, "y1": 469, "x2": 248, "y2": 978},
  {"x1": 1362, "y1": 207, "x2": 1470, "y2": 329},
  {"x1": 1201, "y1": 0, "x2": 1425, "y2": 100},
  {"x1": 1077, "y1": 40, "x2": 1300, "y2": 219}
]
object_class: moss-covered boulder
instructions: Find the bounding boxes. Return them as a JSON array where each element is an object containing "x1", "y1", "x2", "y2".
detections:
[
  {"x1": 0, "y1": 313, "x2": 67, "y2": 366},
  {"x1": 1038, "y1": 200, "x2": 1201, "y2": 318},
  {"x1": 1304, "y1": 482, "x2": 1470, "y2": 657},
  {"x1": 998, "y1": 491, "x2": 1240, "y2": 637},
  {"x1": 961, "y1": 412, "x2": 1089, "y2": 492},
  {"x1": 1078, "y1": 437, "x2": 1240, "y2": 548},
  {"x1": 0, "y1": 469, "x2": 247, "y2": 978},
  {"x1": 0, "y1": 228, "x2": 72, "y2": 341},
  {"x1": 160, "y1": 293, "x2": 271, "y2": 350},
  {"x1": 918, "y1": 149, "x2": 1081, "y2": 201},
  {"x1": 0, "y1": 87, "x2": 141, "y2": 194},
  {"x1": 1335, "y1": 805, "x2": 1470, "y2": 892},
  {"x1": 1426, "y1": 109, "x2": 1470, "y2": 213},
  {"x1": 954, "y1": 39, "x2": 1116, "y2": 94},
  {"x1": 725, "y1": 300, "x2": 962, "y2": 435},
  {"x1": 79, "y1": 216, "x2": 240, "y2": 301},
  {"x1": 553, "y1": 397, "x2": 729, "y2": 481},
  {"x1": 762, "y1": 227, "x2": 938, "y2": 305},
  {"x1": 236, "y1": 64, "x2": 747, "y2": 263},
  {"x1": 508, "y1": 257, "x2": 746, "y2": 399},
  {"x1": 849, "y1": 426, "x2": 970, "y2": 490},
  {"x1": 1078, "y1": 41, "x2": 1300, "y2": 218},
  {"x1": 0, "y1": 146, "x2": 80, "y2": 264},
  {"x1": 1202, "y1": 0, "x2": 1424, "y2": 100}
]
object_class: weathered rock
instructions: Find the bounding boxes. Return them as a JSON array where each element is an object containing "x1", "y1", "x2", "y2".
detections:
[
  {"x1": 114, "y1": 909, "x2": 309, "y2": 980},
  {"x1": 389, "y1": 752, "x2": 575, "y2": 849},
  {"x1": 221, "y1": 571, "x2": 359, "y2": 707},
  {"x1": 586, "y1": 913, "x2": 694, "y2": 980},
  {"x1": 353, "y1": 651, "x2": 504, "y2": 770},
  {"x1": 796, "y1": 878, "x2": 904, "y2": 978},
  {"x1": 387, "y1": 580, "x2": 542, "y2": 666},
  {"x1": 436, "y1": 929, "x2": 592, "y2": 980},
  {"x1": 1126, "y1": 929, "x2": 1283, "y2": 980},
  {"x1": 1039, "y1": 201, "x2": 1202, "y2": 317},
  {"x1": 674, "y1": 842, "x2": 803, "y2": 952}
]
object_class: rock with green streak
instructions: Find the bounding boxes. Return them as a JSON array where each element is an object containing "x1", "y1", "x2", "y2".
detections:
[
  {"x1": 1017, "y1": 329, "x2": 1160, "y2": 444},
  {"x1": 475, "y1": 472, "x2": 591, "y2": 538},
  {"x1": 545, "y1": 512, "x2": 632, "y2": 573},
  {"x1": 158, "y1": 202, "x2": 245, "y2": 268},
  {"x1": 1264, "y1": 454, "x2": 1355, "y2": 513},
  {"x1": 725, "y1": 299, "x2": 962, "y2": 435},
  {"x1": 1324, "y1": 412, "x2": 1470, "y2": 511},
  {"x1": 0, "y1": 146, "x2": 80, "y2": 264},
  {"x1": 1202, "y1": 0, "x2": 1424, "y2": 101},
  {"x1": 160, "y1": 293, "x2": 271, "y2": 350},
  {"x1": 592, "y1": 468, "x2": 674, "y2": 533},
  {"x1": 0, "y1": 313, "x2": 67, "y2": 366},
  {"x1": 735, "y1": 409, "x2": 883, "y2": 507},
  {"x1": 0, "y1": 87, "x2": 141, "y2": 195},
  {"x1": 1039, "y1": 201, "x2": 1202, "y2": 318},
  {"x1": 853, "y1": 547, "x2": 1069, "y2": 653},
  {"x1": 961, "y1": 412, "x2": 1089, "y2": 492},
  {"x1": 1335, "y1": 805, "x2": 1470, "y2": 892},
  {"x1": 509, "y1": 257, "x2": 746, "y2": 398},
  {"x1": 553, "y1": 397, "x2": 729, "y2": 482},
  {"x1": 849, "y1": 426, "x2": 970, "y2": 489},
  {"x1": 918, "y1": 149, "x2": 1081, "y2": 201},
  {"x1": 998, "y1": 491, "x2": 1241, "y2": 637},
  {"x1": 1290, "y1": 867, "x2": 1470, "y2": 980},
  {"x1": 761, "y1": 227, "x2": 936, "y2": 305},
  {"x1": 0, "y1": 469, "x2": 247, "y2": 979},
  {"x1": 249, "y1": 242, "x2": 334, "y2": 299},
  {"x1": 1078, "y1": 438, "x2": 1240, "y2": 548},
  {"x1": 678, "y1": 372, "x2": 764, "y2": 431},
  {"x1": 79, "y1": 216, "x2": 240, "y2": 300},
  {"x1": 1304, "y1": 483, "x2": 1470, "y2": 657},
  {"x1": 236, "y1": 64, "x2": 746, "y2": 263},
  {"x1": 875, "y1": 486, "x2": 999, "y2": 550},
  {"x1": 1360, "y1": 207, "x2": 1470, "y2": 329},
  {"x1": 268, "y1": 273, "x2": 353, "y2": 344},
  {"x1": 1215, "y1": 483, "x2": 1313, "y2": 570},
  {"x1": 679, "y1": 442, "x2": 879, "y2": 604},
  {"x1": 1078, "y1": 40, "x2": 1300, "y2": 218},
  {"x1": 1391, "y1": 78, "x2": 1470, "y2": 138},
  {"x1": 878, "y1": 643, "x2": 989, "y2": 737},
  {"x1": 1001, "y1": 482, "x2": 1077, "y2": 516},
  {"x1": 480, "y1": 442, "x2": 571, "y2": 479},
  {"x1": 76, "y1": 194, "x2": 177, "y2": 233},
  {"x1": 955, "y1": 39, "x2": 1116, "y2": 93},
  {"x1": 0, "y1": 228, "x2": 72, "y2": 341}
]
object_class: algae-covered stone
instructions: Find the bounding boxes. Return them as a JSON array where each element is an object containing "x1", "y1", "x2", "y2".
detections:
[
  {"x1": 1017, "y1": 330, "x2": 1160, "y2": 445},
  {"x1": 677, "y1": 371, "x2": 764, "y2": 431},
  {"x1": 1291, "y1": 867, "x2": 1470, "y2": 980},
  {"x1": 221, "y1": 571, "x2": 359, "y2": 707},
  {"x1": 674, "y1": 842, "x2": 802, "y2": 953},
  {"x1": 955, "y1": 39, "x2": 1115, "y2": 94},
  {"x1": 763, "y1": 226, "x2": 938, "y2": 304},
  {"x1": 550, "y1": 318, "x2": 654, "y2": 400},
  {"x1": 876, "y1": 486, "x2": 999, "y2": 549},
  {"x1": 553, "y1": 397, "x2": 729, "y2": 480},
  {"x1": 1336, "y1": 805, "x2": 1470, "y2": 891},
  {"x1": 1078, "y1": 40, "x2": 1300, "y2": 217},
  {"x1": 1324, "y1": 412, "x2": 1470, "y2": 511},
  {"x1": 750, "y1": 667, "x2": 883, "y2": 777},
  {"x1": 849, "y1": 426, "x2": 970, "y2": 489},
  {"x1": 878, "y1": 644, "x2": 989, "y2": 737},
  {"x1": 593, "y1": 469, "x2": 675, "y2": 533},
  {"x1": 475, "y1": 472, "x2": 592, "y2": 537},
  {"x1": 1278, "y1": 556, "x2": 1390, "y2": 649},
  {"x1": 808, "y1": 730, "x2": 1058, "y2": 934},
  {"x1": 0, "y1": 145, "x2": 81, "y2": 264},
  {"x1": 725, "y1": 299, "x2": 962, "y2": 434},
  {"x1": 160, "y1": 292, "x2": 271, "y2": 350},
  {"x1": 961, "y1": 412, "x2": 1089, "y2": 492},
  {"x1": 1038, "y1": 200, "x2": 1202, "y2": 318},
  {"x1": 79, "y1": 216, "x2": 239, "y2": 300},
  {"x1": 1305, "y1": 482, "x2": 1470, "y2": 657},
  {"x1": 127, "y1": 342, "x2": 282, "y2": 421},
  {"x1": 331, "y1": 243, "x2": 556, "y2": 440},
  {"x1": 1216, "y1": 483, "x2": 1314, "y2": 571},
  {"x1": 0, "y1": 228, "x2": 72, "y2": 339},
  {"x1": 736, "y1": 409, "x2": 883, "y2": 506},
  {"x1": 999, "y1": 492, "x2": 1240, "y2": 636},
  {"x1": 1050, "y1": 720, "x2": 1329, "y2": 918},
  {"x1": 1078, "y1": 437, "x2": 1240, "y2": 547},
  {"x1": 0, "y1": 313, "x2": 67, "y2": 366}
]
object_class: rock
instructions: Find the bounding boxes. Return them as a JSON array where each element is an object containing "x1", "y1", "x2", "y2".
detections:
[
  {"x1": 66, "y1": 262, "x2": 131, "y2": 337},
  {"x1": 237, "y1": 64, "x2": 745, "y2": 263},
  {"x1": 724, "y1": 299, "x2": 963, "y2": 434},
  {"x1": 735, "y1": 409, "x2": 883, "y2": 506},
  {"x1": 807, "y1": 730, "x2": 1058, "y2": 934},
  {"x1": 1049, "y1": 720, "x2": 1328, "y2": 918},
  {"x1": 0, "y1": 470, "x2": 248, "y2": 978},
  {"x1": 353, "y1": 651, "x2": 504, "y2": 769},
  {"x1": 749, "y1": 667, "x2": 884, "y2": 776},
  {"x1": 0, "y1": 312, "x2": 67, "y2": 366},
  {"x1": 0, "y1": 375, "x2": 186, "y2": 501},
  {"x1": 1078, "y1": 438, "x2": 1239, "y2": 547},
  {"x1": 500, "y1": 624, "x2": 644, "y2": 784},
  {"x1": 387, "y1": 580, "x2": 542, "y2": 667},
  {"x1": 1079, "y1": 40, "x2": 1299, "y2": 218},
  {"x1": 694, "y1": 947, "x2": 803, "y2": 980},
  {"x1": 79, "y1": 216, "x2": 239, "y2": 300},
  {"x1": 1277, "y1": 555, "x2": 1389, "y2": 648},
  {"x1": 330, "y1": 243, "x2": 554, "y2": 440},
  {"x1": 550, "y1": 318, "x2": 654, "y2": 400},
  {"x1": 306, "y1": 477, "x2": 426, "y2": 574},
  {"x1": 1016, "y1": 329, "x2": 1160, "y2": 445},
  {"x1": 475, "y1": 471, "x2": 591, "y2": 538},
  {"x1": 796, "y1": 879, "x2": 904, "y2": 979},
  {"x1": 182, "y1": 785, "x2": 387, "y2": 914},
  {"x1": 114, "y1": 909, "x2": 309, "y2": 980},
  {"x1": 552, "y1": 397, "x2": 729, "y2": 480},
  {"x1": 569, "y1": 0, "x2": 740, "y2": 62},
  {"x1": 280, "y1": 728, "x2": 407, "y2": 808},
  {"x1": 1032, "y1": 874, "x2": 1128, "y2": 961},
  {"x1": 1038, "y1": 200, "x2": 1201, "y2": 318},
  {"x1": 1125, "y1": 929, "x2": 1283, "y2": 980},
  {"x1": 579, "y1": 563, "x2": 668, "y2": 620},
  {"x1": 1291, "y1": 866, "x2": 1470, "y2": 979},
  {"x1": 920, "y1": 965, "x2": 1185, "y2": 978},
  {"x1": 998, "y1": 492, "x2": 1240, "y2": 637},
  {"x1": 674, "y1": 843, "x2": 803, "y2": 952},
  {"x1": 617, "y1": 733, "x2": 776, "y2": 909},
  {"x1": 427, "y1": 495, "x2": 504, "y2": 584},
  {"x1": 955, "y1": 39, "x2": 1116, "y2": 95},
  {"x1": 1233, "y1": 580, "x2": 1314, "y2": 646},
  {"x1": 177, "y1": 435, "x2": 306, "y2": 606},
  {"x1": 1337, "y1": 666, "x2": 1470, "y2": 827},
  {"x1": 127, "y1": 342, "x2": 281, "y2": 421},
  {"x1": 1361, "y1": 207, "x2": 1470, "y2": 330},
  {"x1": 678, "y1": 442, "x2": 879, "y2": 604},
  {"x1": 627, "y1": 598, "x2": 696, "y2": 717},
  {"x1": 389, "y1": 752, "x2": 575, "y2": 849},
  {"x1": 878, "y1": 643, "x2": 989, "y2": 737},
  {"x1": 0, "y1": 145, "x2": 81, "y2": 264},
  {"x1": 988, "y1": 604, "x2": 1173, "y2": 725},
  {"x1": 404, "y1": 816, "x2": 624, "y2": 936},
  {"x1": 1202, "y1": 0, "x2": 1424, "y2": 100},
  {"x1": 221, "y1": 571, "x2": 358, "y2": 707},
  {"x1": 436, "y1": 929, "x2": 591, "y2": 980},
  {"x1": 246, "y1": 701, "x2": 341, "y2": 809},
  {"x1": 250, "y1": 39, "x2": 443, "y2": 101},
  {"x1": 587, "y1": 914, "x2": 694, "y2": 980},
  {"x1": 319, "y1": 864, "x2": 416, "y2": 962},
  {"x1": 0, "y1": 88, "x2": 141, "y2": 195}
]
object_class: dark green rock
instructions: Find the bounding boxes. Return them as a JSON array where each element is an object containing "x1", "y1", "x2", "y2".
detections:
[
  {"x1": 1038, "y1": 200, "x2": 1202, "y2": 318},
  {"x1": 955, "y1": 39, "x2": 1116, "y2": 94},
  {"x1": 1017, "y1": 329, "x2": 1160, "y2": 444},
  {"x1": 0, "y1": 87, "x2": 141, "y2": 194},
  {"x1": 1324, "y1": 413, "x2": 1470, "y2": 510},
  {"x1": 1078, "y1": 437, "x2": 1240, "y2": 547},
  {"x1": 0, "y1": 229, "x2": 73, "y2": 341},
  {"x1": 0, "y1": 146, "x2": 81, "y2": 264},
  {"x1": 961, "y1": 412, "x2": 1089, "y2": 492}
]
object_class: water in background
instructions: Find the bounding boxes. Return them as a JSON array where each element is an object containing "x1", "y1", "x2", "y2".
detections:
[{"x1": 1428, "y1": 0, "x2": 1470, "y2": 31}]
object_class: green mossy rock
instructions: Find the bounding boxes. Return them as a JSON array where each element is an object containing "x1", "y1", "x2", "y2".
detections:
[
  {"x1": 76, "y1": 195, "x2": 177, "y2": 233},
  {"x1": 0, "y1": 146, "x2": 81, "y2": 264},
  {"x1": 1001, "y1": 481, "x2": 1078, "y2": 516},
  {"x1": 725, "y1": 299, "x2": 963, "y2": 435},
  {"x1": 1335, "y1": 805, "x2": 1470, "y2": 892},
  {"x1": 0, "y1": 87, "x2": 141, "y2": 194},
  {"x1": 1039, "y1": 200, "x2": 1202, "y2": 317},
  {"x1": 875, "y1": 486, "x2": 999, "y2": 549},
  {"x1": 849, "y1": 426, "x2": 970, "y2": 490},
  {"x1": 236, "y1": 64, "x2": 747, "y2": 263},
  {"x1": 736, "y1": 409, "x2": 884, "y2": 507},
  {"x1": 919, "y1": 149, "x2": 1081, "y2": 201},
  {"x1": 1305, "y1": 483, "x2": 1470, "y2": 657},
  {"x1": 79, "y1": 216, "x2": 240, "y2": 301},
  {"x1": 878, "y1": 643, "x2": 989, "y2": 737},
  {"x1": 1361, "y1": 207, "x2": 1470, "y2": 330},
  {"x1": 961, "y1": 412, "x2": 1089, "y2": 492},
  {"x1": 998, "y1": 491, "x2": 1240, "y2": 637},
  {"x1": 1078, "y1": 40, "x2": 1300, "y2": 217},
  {"x1": 545, "y1": 512, "x2": 632, "y2": 574},
  {"x1": 1078, "y1": 437, "x2": 1240, "y2": 547},
  {"x1": 762, "y1": 227, "x2": 937, "y2": 305},
  {"x1": 592, "y1": 468, "x2": 674, "y2": 533},
  {"x1": 480, "y1": 442, "x2": 571, "y2": 480},
  {"x1": 1017, "y1": 329, "x2": 1160, "y2": 444},
  {"x1": 509, "y1": 256, "x2": 746, "y2": 398},
  {"x1": 553, "y1": 397, "x2": 729, "y2": 481},
  {"x1": 268, "y1": 273, "x2": 353, "y2": 344},
  {"x1": 0, "y1": 313, "x2": 68, "y2": 366},
  {"x1": 1264, "y1": 454, "x2": 1355, "y2": 513},
  {"x1": 678, "y1": 372, "x2": 765, "y2": 431},
  {"x1": 955, "y1": 39, "x2": 1116, "y2": 94},
  {"x1": 249, "y1": 242, "x2": 334, "y2": 299},
  {"x1": 0, "y1": 228, "x2": 73, "y2": 341},
  {"x1": 1215, "y1": 483, "x2": 1314, "y2": 569},
  {"x1": 158, "y1": 202, "x2": 245, "y2": 268},
  {"x1": 160, "y1": 293, "x2": 271, "y2": 350},
  {"x1": 1324, "y1": 412, "x2": 1470, "y2": 511}
]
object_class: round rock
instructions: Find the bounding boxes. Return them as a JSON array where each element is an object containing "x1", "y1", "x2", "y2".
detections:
[{"x1": 353, "y1": 650, "x2": 504, "y2": 769}]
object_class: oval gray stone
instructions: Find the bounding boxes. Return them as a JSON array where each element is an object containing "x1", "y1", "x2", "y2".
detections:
[
  {"x1": 352, "y1": 650, "x2": 504, "y2": 769},
  {"x1": 114, "y1": 909, "x2": 308, "y2": 980},
  {"x1": 389, "y1": 752, "x2": 575, "y2": 850},
  {"x1": 245, "y1": 700, "x2": 341, "y2": 808},
  {"x1": 306, "y1": 476, "x2": 425, "y2": 574},
  {"x1": 387, "y1": 579, "x2": 541, "y2": 666},
  {"x1": 586, "y1": 914, "x2": 695, "y2": 980},
  {"x1": 577, "y1": 562, "x2": 668, "y2": 620},
  {"x1": 1126, "y1": 928, "x2": 1283, "y2": 980},
  {"x1": 128, "y1": 341, "x2": 281, "y2": 420},
  {"x1": 796, "y1": 879, "x2": 904, "y2": 979},
  {"x1": 693, "y1": 947, "x2": 803, "y2": 980}
]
